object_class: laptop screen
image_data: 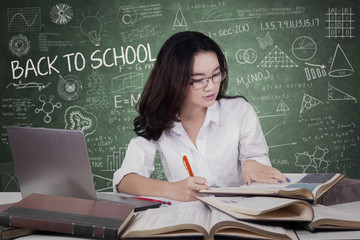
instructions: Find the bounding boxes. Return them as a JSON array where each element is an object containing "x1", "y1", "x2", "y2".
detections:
[{"x1": 7, "y1": 126, "x2": 97, "y2": 200}]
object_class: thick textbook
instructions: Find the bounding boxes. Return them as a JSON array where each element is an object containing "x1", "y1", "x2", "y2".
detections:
[
  {"x1": 0, "y1": 203, "x2": 35, "y2": 240},
  {"x1": 305, "y1": 204, "x2": 360, "y2": 231},
  {"x1": 197, "y1": 196, "x2": 314, "y2": 222},
  {"x1": 0, "y1": 224, "x2": 35, "y2": 240},
  {"x1": 201, "y1": 173, "x2": 344, "y2": 203},
  {"x1": 121, "y1": 201, "x2": 298, "y2": 240},
  {"x1": 0, "y1": 193, "x2": 135, "y2": 239}
]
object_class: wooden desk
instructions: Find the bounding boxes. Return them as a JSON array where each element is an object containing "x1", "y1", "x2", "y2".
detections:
[{"x1": 1, "y1": 192, "x2": 360, "y2": 240}]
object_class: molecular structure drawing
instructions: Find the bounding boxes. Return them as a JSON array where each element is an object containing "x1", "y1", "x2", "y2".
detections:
[
  {"x1": 35, "y1": 95, "x2": 62, "y2": 123},
  {"x1": 295, "y1": 146, "x2": 330, "y2": 173}
]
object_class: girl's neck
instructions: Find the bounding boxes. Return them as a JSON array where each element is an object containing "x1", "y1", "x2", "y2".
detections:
[
  {"x1": 179, "y1": 106, "x2": 207, "y2": 148},
  {"x1": 179, "y1": 105, "x2": 207, "y2": 121}
]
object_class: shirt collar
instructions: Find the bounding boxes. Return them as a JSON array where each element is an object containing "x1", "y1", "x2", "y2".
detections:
[
  {"x1": 171, "y1": 100, "x2": 220, "y2": 135},
  {"x1": 204, "y1": 100, "x2": 220, "y2": 127},
  {"x1": 172, "y1": 121, "x2": 183, "y2": 135}
]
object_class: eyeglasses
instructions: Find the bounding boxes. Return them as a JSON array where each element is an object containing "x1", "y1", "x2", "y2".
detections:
[{"x1": 189, "y1": 71, "x2": 226, "y2": 90}]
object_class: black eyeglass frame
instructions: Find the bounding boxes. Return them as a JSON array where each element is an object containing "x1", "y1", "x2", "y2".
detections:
[{"x1": 189, "y1": 71, "x2": 226, "y2": 90}]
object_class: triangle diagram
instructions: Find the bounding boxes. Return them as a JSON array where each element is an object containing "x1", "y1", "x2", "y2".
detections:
[
  {"x1": 328, "y1": 82, "x2": 357, "y2": 102},
  {"x1": 257, "y1": 46, "x2": 298, "y2": 68},
  {"x1": 92, "y1": 174, "x2": 113, "y2": 191},
  {"x1": 276, "y1": 100, "x2": 290, "y2": 112},
  {"x1": 300, "y1": 93, "x2": 322, "y2": 114},
  {"x1": 173, "y1": 7, "x2": 187, "y2": 27}
]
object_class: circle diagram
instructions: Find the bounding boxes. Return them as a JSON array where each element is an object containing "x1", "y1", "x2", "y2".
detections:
[
  {"x1": 57, "y1": 75, "x2": 82, "y2": 100},
  {"x1": 236, "y1": 48, "x2": 257, "y2": 64},
  {"x1": 292, "y1": 36, "x2": 317, "y2": 61}
]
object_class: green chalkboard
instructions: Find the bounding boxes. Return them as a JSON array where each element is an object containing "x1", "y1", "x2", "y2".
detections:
[{"x1": 1, "y1": 0, "x2": 359, "y2": 192}]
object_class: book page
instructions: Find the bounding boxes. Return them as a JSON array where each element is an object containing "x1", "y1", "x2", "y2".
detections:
[
  {"x1": 238, "y1": 173, "x2": 308, "y2": 189},
  {"x1": 202, "y1": 174, "x2": 307, "y2": 193},
  {"x1": 122, "y1": 201, "x2": 211, "y2": 236},
  {"x1": 208, "y1": 207, "x2": 298, "y2": 240},
  {"x1": 312, "y1": 204, "x2": 360, "y2": 224},
  {"x1": 286, "y1": 173, "x2": 338, "y2": 193},
  {"x1": 199, "y1": 196, "x2": 304, "y2": 215},
  {"x1": 202, "y1": 173, "x2": 339, "y2": 193},
  {"x1": 209, "y1": 205, "x2": 238, "y2": 227}
]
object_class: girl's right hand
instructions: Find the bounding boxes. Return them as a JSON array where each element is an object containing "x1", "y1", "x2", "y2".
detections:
[{"x1": 169, "y1": 177, "x2": 209, "y2": 201}]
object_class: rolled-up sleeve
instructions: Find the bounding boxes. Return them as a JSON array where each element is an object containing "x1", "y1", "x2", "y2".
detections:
[
  {"x1": 238, "y1": 103, "x2": 271, "y2": 166},
  {"x1": 112, "y1": 136, "x2": 157, "y2": 192}
]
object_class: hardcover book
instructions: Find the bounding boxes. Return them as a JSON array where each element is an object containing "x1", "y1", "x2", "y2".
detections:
[
  {"x1": 0, "y1": 193, "x2": 135, "y2": 239},
  {"x1": 0, "y1": 203, "x2": 35, "y2": 240}
]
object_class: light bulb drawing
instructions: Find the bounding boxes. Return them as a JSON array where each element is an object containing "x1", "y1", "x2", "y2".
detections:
[
  {"x1": 80, "y1": 16, "x2": 103, "y2": 46},
  {"x1": 73, "y1": 9, "x2": 111, "y2": 46}
]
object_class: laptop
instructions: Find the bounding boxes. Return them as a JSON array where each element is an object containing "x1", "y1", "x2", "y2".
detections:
[{"x1": 6, "y1": 126, "x2": 161, "y2": 211}]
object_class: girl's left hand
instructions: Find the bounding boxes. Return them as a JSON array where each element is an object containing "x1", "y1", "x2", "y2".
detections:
[{"x1": 241, "y1": 160, "x2": 289, "y2": 185}]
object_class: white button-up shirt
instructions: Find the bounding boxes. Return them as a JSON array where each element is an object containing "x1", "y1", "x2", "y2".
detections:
[{"x1": 113, "y1": 97, "x2": 271, "y2": 191}]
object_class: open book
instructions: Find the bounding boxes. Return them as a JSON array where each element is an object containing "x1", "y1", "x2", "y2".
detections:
[
  {"x1": 305, "y1": 204, "x2": 360, "y2": 232},
  {"x1": 197, "y1": 196, "x2": 313, "y2": 222},
  {"x1": 121, "y1": 201, "x2": 298, "y2": 240},
  {"x1": 201, "y1": 173, "x2": 344, "y2": 203}
]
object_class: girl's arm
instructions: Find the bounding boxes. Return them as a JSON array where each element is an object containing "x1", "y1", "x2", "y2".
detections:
[{"x1": 117, "y1": 173, "x2": 208, "y2": 202}]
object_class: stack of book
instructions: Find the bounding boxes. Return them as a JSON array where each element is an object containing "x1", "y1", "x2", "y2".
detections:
[
  {"x1": 0, "y1": 193, "x2": 135, "y2": 240},
  {"x1": 119, "y1": 173, "x2": 360, "y2": 240},
  {"x1": 1, "y1": 173, "x2": 360, "y2": 240}
]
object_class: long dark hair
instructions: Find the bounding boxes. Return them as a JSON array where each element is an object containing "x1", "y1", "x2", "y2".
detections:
[{"x1": 134, "y1": 31, "x2": 230, "y2": 140}]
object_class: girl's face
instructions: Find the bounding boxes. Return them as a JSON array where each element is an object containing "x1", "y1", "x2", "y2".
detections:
[{"x1": 182, "y1": 51, "x2": 222, "y2": 111}]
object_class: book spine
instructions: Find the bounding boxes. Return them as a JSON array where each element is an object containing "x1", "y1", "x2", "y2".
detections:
[
  {"x1": 0, "y1": 226, "x2": 5, "y2": 240},
  {"x1": 0, "y1": 214, "x2": 116, "y2": 239}
]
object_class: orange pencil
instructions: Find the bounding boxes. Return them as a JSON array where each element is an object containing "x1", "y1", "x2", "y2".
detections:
[{"x1": 183, "y1": 155, "x2": 194, "y2": 177}]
